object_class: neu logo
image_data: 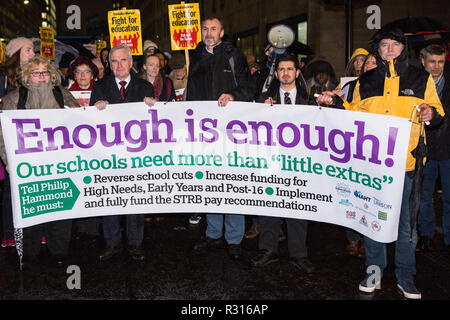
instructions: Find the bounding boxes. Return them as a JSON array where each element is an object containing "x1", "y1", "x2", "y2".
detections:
[{"x1": 354, "y1": 190, "x2": 371, "y2": 202}]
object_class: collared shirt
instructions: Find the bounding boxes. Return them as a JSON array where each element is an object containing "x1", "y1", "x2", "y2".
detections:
[
  {"x1": 115, "y1": 74, "x2": 131, "y2": 91},
  {"x1": 279, "y1": 87, "x2": 297, "y2": 105},
  {"x1": 434, "y1": 73, "x2": 445, "y2": 98},
  {"x1": 205, "y1": 41, "x2": 221, "y2": 54}
]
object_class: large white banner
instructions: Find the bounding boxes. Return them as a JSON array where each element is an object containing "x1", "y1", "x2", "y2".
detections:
[{"x1": 0, "y1": 101, "x2": 411, "y2": 242}]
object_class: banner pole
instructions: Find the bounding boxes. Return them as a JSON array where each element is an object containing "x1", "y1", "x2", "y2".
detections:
[{"x1": 180, "y1": 1, "x2": 190, "y2": 74}]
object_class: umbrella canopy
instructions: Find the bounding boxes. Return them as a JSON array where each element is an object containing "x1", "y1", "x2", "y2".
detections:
[
  {"x1": 286, "y1": 40, "x2": 314, "y2": 56},
  {"x1": 381, "y1": 16, "x2": 447, "y2": 36},
  {"x1": 32, "y1": 39, "x2": 80, "y2": 67},
  {"x1": 375, "y1": 17, "x2": 449, "y2": 59}
]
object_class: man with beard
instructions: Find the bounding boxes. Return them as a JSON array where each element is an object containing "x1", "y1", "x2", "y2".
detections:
[
  {"x1": 187, "y1": 16, "x2": 254, "y2": 260},
  {"x1": 251, "y1": 53, "x2": 313, "y2": 274}
]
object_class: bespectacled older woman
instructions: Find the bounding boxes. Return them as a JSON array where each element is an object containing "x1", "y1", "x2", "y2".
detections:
[
  {"x1": 67, "y1": 56, "x2": 99, "y2": 90},
  {"x1": 18, "y1": 56, "x2": 76, "y2": 100},
  {"x1": 0, "y1": 55, "x2": 79, "y2": 267}
]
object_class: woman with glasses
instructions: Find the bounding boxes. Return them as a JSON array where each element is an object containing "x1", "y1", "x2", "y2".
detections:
[
  {"x1": 67, "y1": 56, "x2": 99, "y2": 107},
  {"x1": 68, "y1": 56, "x2": 99, "y2": 91},
  {"x1": 67, "y1": 56, "x2": 103, "y2": 243},
  {"x1": 0, "y1": 56, "x2": 79, "y2": 268}
]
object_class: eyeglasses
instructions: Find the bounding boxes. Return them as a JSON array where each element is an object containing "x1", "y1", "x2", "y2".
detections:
[
  {"x1": 75, "y1": 70, "x2": 92, "y2": 76},
  {"x1": 31, "y1": 71, "x2": 50, "y2": 77}
]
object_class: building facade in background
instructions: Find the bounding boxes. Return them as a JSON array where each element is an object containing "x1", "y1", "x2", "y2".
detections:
[
  {"x1": 0, "y1": 0, "x2": 56, "y2": 40},
  {"x1": 1, "y1": 0, "x2": 449, "y2": 76}
]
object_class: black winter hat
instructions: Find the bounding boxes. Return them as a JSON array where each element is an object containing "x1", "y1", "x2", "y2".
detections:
[
  {"x1": 370, "y1": 27, "x2": 409, "y2": 75},
  {"x1": 370, "y1": 28, "x2": 407, "y2": 54}
]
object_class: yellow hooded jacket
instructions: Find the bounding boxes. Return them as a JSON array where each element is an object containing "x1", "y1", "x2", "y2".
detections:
[{"x1": 338, "y1": 58, "x2": 444, "y2": 172}]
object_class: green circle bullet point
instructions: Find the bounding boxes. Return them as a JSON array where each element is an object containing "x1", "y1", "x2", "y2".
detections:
[
  {"x1": 265, "y1": 187, "x2": 274, "y2": 195},
  {"x1": 195, "y1": 171, "x2": 204, "y2": 179},
  {"x1": 83, "y1": 176, "x2": 92, "y2": 184}
]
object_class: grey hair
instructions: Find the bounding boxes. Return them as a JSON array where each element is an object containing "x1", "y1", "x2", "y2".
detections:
[
  {"x1": 109, "y1": 44, "x2": 132, "y2": 61},
  {"x1": 20, "y1": 56, "x2": 61, "y2": 87},
  {"x1": 421, "y1": 44, "x2": 447, "y2": 59}
]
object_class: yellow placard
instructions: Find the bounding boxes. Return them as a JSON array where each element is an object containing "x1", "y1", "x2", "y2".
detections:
[
  {"x1": 0, "y1": 41, "x2": 5, "y2": 63},
  {"x1": 39, "y1": 27, "x2": 55, "y2": 61},
  {"x1": 168, "y1": 3, "x2": 201, "y2": 51},
  {"x1": 95, "y1": 40, "x2": 107, "y2": 56},
  {"x1": 108, "y1": 9, "x2": 142, "y2": 55}
]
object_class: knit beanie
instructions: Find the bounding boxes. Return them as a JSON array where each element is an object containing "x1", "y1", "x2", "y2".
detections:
[
  {"x1": 350, "y1": 48, "x2": 369, "y2": 61},
  {"x1": 5, "y1": 37, "x2": 33, "y2": 58},
  {"x1": 143, "y1": 40, "x2": 158, "y2": 53}
]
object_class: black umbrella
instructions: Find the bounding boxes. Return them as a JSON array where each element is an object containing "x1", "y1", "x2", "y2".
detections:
[
  {"x1": 286, "y1": 40, "x2": 314, "y2": 56},
  {"x1": 32, "y1": 39, "x2": 80, "y2": 66},
  {"x1": 63, "y1": 40, "x2": 97, "y2": 59},
  {"x1": 409, "y1": 120, "x2": 427, "y2": 241},
  {"x1": 380, "y1": 16, "x2": 448, "y2": 37}
]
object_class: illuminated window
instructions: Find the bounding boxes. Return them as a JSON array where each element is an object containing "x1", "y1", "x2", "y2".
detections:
[
  {"x1": 297, "y1": 21, "x2": 307, "y2": 45},
  {"x1": 236, "y1": 34, "x2": 259, "y2": 58}
]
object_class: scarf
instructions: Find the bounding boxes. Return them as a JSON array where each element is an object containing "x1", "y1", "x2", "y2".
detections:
[
  {"x1": 152, "y1": 74, "x2": 163, "y2": 100},
  {"x1": 434, "y1": 73, "x2": 445, "y2": 99},
  {"x1": 26, "y1": 82, "x2": 59, "y2": 109},
  {"x1": 69, "y1": 80, "x2": 94, "y2": 91}
]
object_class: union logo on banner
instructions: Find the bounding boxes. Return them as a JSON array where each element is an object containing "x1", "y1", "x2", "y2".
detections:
[
  {"x1": 108, "y1": 9, "x2": 142, "y2": 55},
  {"x1": 168, "y1": 3, "x2": 201, "y2": 51}
]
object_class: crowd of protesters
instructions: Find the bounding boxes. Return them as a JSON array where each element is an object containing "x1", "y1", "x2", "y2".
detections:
[{"x1": 0, "y1": 15, "x2": 449, "y2": 300}]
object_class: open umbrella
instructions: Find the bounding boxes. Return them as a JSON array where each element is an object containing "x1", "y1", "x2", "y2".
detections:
[
  {"x1": 286, "y1": 40, "x2": 314, "y2": 56},
  {"x1": 408, "y1": 117, "x2": 427, "y2": 241},
  {"x1": 375, "y1": 16, "x2": 449, "y2": 60},
  {"x1": 32, "y1": 39, "x2": 80, "y2": 66},
  {"x1": 381, "y1": 16, "x2": 448, "y2": 36},
  {"x1": 380, "y1": 16, "x2": 449, "y2": 43}
]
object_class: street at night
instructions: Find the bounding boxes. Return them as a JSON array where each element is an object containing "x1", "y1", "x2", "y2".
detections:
[{"x1": 1, "y1": 0, "x2": 450, "y2": 310}]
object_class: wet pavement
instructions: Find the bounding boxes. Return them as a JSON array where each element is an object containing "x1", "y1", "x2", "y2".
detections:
[{"x1": 1, "y1": 208, "x2": 449, "y2": 305}]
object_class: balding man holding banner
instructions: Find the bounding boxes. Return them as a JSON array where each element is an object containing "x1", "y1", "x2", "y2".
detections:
[{"x1": 90, "y1": 44, "x2": 155, "y2": 262}]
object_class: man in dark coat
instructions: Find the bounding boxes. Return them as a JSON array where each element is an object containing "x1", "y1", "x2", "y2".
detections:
[
  {"x1": 251, "y1": 53, "x2": 314, "y2": 274},
  {"x1": 187, "y1": 16, "x2": 254, "y2": 260},
  {"x1": 186, "y1": 18, "x2": 254, "y2": 105},
  {"x1": 417, "y1": 44, "x2": 450, "y2": 254},
  {"x1": 256, "y1": 53, "x2": 308, "y2": 105},
  {"x1": 90, "y1": 44, "x2": 155, "y2": 262}
]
